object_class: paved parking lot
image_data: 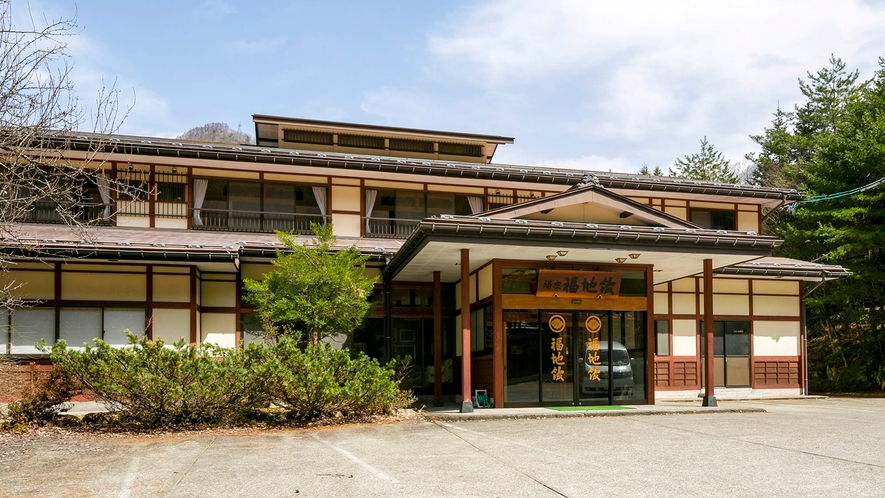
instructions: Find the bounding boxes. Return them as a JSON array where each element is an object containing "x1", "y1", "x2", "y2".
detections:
[{"x1": 1, "y1": 398, "x2": 883, "y2": 497}]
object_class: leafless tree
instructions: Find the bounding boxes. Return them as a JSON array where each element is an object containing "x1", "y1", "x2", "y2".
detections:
[
  {"x1": 0, "y1": 0, "x2": 130, "y2": 311},
  {"x1": 178, "y1": 122, "x2": 252, "y2": 144}
]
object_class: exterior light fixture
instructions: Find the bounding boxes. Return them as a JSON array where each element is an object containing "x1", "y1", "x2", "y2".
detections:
[
  {"x1": 495, "y1": 190, "x2": 501, "y2": 195},
  {"x1": 557, "y1": 250, "x2": 568, "y2": 257},
  {"x1": 629, "y1": 253, "x2": 641, "y2": 259},
  {"x1": 546, "y1": 254, "x2": 557, "y2": 261},
  {"x1": 615, "y1": 257, "x2": 627, "y2": 263},
  {"x1": 530, "y1": 192, "x2": 536, "y2": 198},
  {"x1": 171, "y1": 168, "x2": 178, "y2": 173}
]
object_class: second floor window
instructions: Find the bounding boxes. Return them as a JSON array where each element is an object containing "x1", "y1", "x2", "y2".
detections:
[
  {"x1": 193, "y1": 179, "x2": 327, "y2": 233},
  {"x1": 690, "y1": 208, "x2": 736, "y2": 230},
  {"x1": 364, "y1": 189, "x2": 481, "y2": 237}
]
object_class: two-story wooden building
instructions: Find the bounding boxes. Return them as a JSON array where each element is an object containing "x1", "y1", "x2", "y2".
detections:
[{"x1": 0, "y1": 115, "x2": 848, "y2": 408}]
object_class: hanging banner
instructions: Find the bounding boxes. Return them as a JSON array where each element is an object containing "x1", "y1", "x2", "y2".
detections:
[{"x1": 535, "y1": 270, "x2": 622, "y2": 299}]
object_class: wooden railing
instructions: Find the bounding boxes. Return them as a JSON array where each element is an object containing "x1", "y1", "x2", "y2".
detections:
[
  {"x1": 364, "y1": 217, "x2": 421, "y2": 238},
  {"x1": 192, "y1": 208, "x2": 327, "y2": 233},
  {"x1": 26, "y1": 201, "x2": 111, "y2": 225}
]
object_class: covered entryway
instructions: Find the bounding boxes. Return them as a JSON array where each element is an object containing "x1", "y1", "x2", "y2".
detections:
[{"x1": 505, "y1": 310, "x2": 647, "y2": 406}]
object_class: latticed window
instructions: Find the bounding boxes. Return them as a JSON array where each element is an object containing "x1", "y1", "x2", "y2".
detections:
[
  {"x1": 389, "y1": 138, "x2": 434, "y2": 153},
  {"x1": 283, "y1": 129, "x2": 333, "y2": 145},
  {"x1": 338, "y1": 134, "x2": 384, "y2": 149},
  {"x1": 439, "y1": 142, "x2": 483, "y2": 157}
]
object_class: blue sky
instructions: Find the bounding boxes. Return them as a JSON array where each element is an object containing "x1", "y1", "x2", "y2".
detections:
[{"x1": 30, "y1": 0, "x2": 885, "y2": 174}]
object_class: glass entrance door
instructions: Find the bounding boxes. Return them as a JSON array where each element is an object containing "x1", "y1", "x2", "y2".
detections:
[
  {"x1": 505, "y1": 309, "x2": 647, "y2": 406},
  {"x1": 540, "y1": 312, "x2": 574, "y2": 404},
  {"x1": 577, "y1": 312, "x2": 611, "y2": 404}
]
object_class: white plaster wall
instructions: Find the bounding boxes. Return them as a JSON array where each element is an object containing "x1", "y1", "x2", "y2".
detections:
[
  {"x1": 672, "y1": 319, "x2": 697, "y2": 356},
  {"x1": 201, "y1": 313, "x2": 236, "y2": 348},
  {"x1": 753, "y1": 321, "x2": 800, "y2": 356},
  {"x1": 672, "y1": 294, "x2": 696, "y2": 315},
  {"x1": 151, "y1": 308, "x2": 190, "y2": 345},
  {"x1": 654, "y1": 292, "x2": 669, "y2": 314},
  {"x1": 753, "y1": 296, "x2": 800, "y2": 317}
]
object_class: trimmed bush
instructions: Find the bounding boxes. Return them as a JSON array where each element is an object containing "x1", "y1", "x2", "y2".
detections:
[
  {"x1": 266, "y1": 336, "x2": 414, "y2": 420},
  {"x1": 4, "y1": 368, "x2": 79, "y2": 427},
  {"x1": 50, "y1": 333, "x2": 270, "y2": 426}
]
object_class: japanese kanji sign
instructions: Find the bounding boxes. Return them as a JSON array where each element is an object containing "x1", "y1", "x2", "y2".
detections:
[{"x1": 536, "y1": 270, "x2": 622, "y2": 299}]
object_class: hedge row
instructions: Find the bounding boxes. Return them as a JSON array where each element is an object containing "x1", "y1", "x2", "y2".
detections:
[{"x1": 3, "y1": 334, "x2": 414, "y2": 428}]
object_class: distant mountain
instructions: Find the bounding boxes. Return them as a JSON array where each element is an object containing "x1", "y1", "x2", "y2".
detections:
[{"x1": 177, "y1": 122, "x2": 253, "y2": 144}]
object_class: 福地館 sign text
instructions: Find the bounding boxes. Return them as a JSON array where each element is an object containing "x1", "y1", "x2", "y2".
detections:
[{"x1": 535, "y1": 270, "x2": 622, "y2": 299}]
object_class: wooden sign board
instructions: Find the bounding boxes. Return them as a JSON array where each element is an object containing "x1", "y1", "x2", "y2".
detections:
[{"x1": 536, "y1": 270, "x2": 622, "y2": 299}]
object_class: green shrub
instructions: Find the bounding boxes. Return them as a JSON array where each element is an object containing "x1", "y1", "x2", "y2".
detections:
[
  {"x1": 266, "y1": 336, "x2": 414, "y2": 420},
  {"x1": 4, "y1": 368, "x2": 79, "y2": 427},
  {"x1": 50, "y1": 333, "x2": 270, "y2": 426}
]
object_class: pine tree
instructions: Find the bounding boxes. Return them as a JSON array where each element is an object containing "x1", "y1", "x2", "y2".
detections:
[{"x1": 669, "y1": 137, "x2": 739, "y2": 183}]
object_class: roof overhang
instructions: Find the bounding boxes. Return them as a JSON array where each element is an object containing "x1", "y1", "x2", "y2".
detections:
[
  {"x1": 44, "y1": 132, "x2": 802, "y2": 207},
  {"x1": 383, "y1": 217, "x2": 780, "y2": 285}
]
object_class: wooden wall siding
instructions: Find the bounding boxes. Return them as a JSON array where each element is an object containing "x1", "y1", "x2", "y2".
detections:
[
  {"x1": 673, "y1": 361, "x2": 699, "y2": 387},
  {"x1": 654, "y1": 361, "x2": 670, "y2": 387},
  {"x1": 471, "y1": 354, "x2": 495, "y2": 402},
  {"x1": 754, "y1": 359, "x2": 800, "y2": 387}
]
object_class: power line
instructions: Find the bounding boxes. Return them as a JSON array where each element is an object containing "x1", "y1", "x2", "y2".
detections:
[{"x1": 788, "y1": 176, "x2": 885, "y2": 212}]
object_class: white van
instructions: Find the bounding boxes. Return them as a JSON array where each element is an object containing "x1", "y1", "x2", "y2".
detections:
[{"x1": 582, "y1": 341, "x2": 634, "y2": 395}]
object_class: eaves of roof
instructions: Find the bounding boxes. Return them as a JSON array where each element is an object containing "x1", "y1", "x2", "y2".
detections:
[
  {"x1": 383, "y1": 216, "x2": 780, "y2": 281},
  {"x1": 49, "y1": 133, "x2": 803, "y2": 202},
  {"x1": 252, "y1": 114, "x2": 516, "y2": 144}
]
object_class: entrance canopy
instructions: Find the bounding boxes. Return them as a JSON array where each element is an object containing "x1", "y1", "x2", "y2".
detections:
[{"x1": 383, "y1": 216, "x2": 781, "y2": 284}]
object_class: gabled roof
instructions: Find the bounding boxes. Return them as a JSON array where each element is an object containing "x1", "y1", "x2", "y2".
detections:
[
  {"x1": 252, "y1": 115, "x2": 515, "y2": 144},
  {"x1": 478, "y1": 183, "x2": 699, "y2": 229},
  {"x1": 384, "y1": 215, "x2": 780, "y2": 284}
]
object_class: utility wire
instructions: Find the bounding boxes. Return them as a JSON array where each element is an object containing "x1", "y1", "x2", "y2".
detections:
[{"x1": 788, "y1": 176, "x2": 885, "y2": 213}]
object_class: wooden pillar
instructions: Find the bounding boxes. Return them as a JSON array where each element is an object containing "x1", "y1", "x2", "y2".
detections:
[
  {"x1": 235, "y1": 270, "x2": 242, "y2": 348},
  {"x1": 460, "y1": 249, "x2": 473, "y2": 413},
  {"x1": 702, "y1": 258, "x2": 717, "y2": 407},
  {"x1": 146, "y1": 265, "x2": 153, "y2": 340},
  {"x1": 645, "y1": 264, "x2": 655, "y2": 405},
  {"x1": 433, "y1": 271, "x2": 443, "y2": 406},
  {"x1": 190, "y1": 266, "x2": 198, "y2": 344},
  {"x1": 492, "y1": 260, "x2": 503, "y2": 408}
]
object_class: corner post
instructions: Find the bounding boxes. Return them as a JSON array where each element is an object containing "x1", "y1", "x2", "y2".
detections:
[
  {"x1": 433, "y1": 270, "x2": 443, "y2": 406},
  {"x1": 460, "y1": 249, "x2": 473, "y2": 413},
  {"x1": 702, "y1": 258, "x2": 717, "y2": 407}
]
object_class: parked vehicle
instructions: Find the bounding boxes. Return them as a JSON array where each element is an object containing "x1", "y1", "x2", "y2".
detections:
[{"x1": 582, "y1": 341, "x2": 634, "y2": 395}]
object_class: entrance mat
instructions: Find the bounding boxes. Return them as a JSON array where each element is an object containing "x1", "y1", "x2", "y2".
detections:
[{"x1": 545, "y1": 405, "x2": 635, "y2": 411}]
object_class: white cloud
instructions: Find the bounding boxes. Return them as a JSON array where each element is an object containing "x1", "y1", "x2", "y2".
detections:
[
  {"x1": 426, "y1": 0, "x2": 885, "y2": 171},
  {"x1": 536, "y1": 155, "x2": 634, "y2": 174}
]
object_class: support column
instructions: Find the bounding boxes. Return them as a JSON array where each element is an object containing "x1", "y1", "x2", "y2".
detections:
[
  {"x1": 492, "y1": 260, "x2": 503, "y2": 408},
  {"x1": 702, "y1": 258, "x2": 717, "y2": 407},
  {"x1": 433, "y1": 271, "x2": 443, "y2": 406},
  {"x1": 460, "y1": 249, "x2": 473, "y2": 413}
]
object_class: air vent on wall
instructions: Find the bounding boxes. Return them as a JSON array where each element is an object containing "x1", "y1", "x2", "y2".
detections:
[
  {"x1": 338, "y1": 134, "x2": 384, "y2": 149},
  {"x1": 389, "y1": 138, "x2": 434, "y2": 153},
  {"x1": 283, "y1": 129, "x2": 333, "y2": 145}
]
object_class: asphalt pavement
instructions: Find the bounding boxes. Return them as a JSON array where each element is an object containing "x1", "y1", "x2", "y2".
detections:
[{"x1": 1, "y1": 398, "x2": 883, "y2": 497}]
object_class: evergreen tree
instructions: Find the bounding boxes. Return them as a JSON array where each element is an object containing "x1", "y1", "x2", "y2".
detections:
[
  {"x1": 669, "y1": 136, "x2": 739, "y2": 183},
  {"x1": 243, "y1": 224, "x2": 377, "y2": 344},
  {"x1": 754, "y1": 56, "x2": 885, "y2": 391},
  {"x1": 639, "y1": 164, "x2": 663, "y2": 176}
]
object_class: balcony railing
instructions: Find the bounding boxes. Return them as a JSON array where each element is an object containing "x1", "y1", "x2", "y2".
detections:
[
  {"x1": 364, "y1": 217, "x2": 420, "y2": 238},
  {"x1": 192, "y1": 208, "x2": 328, "y2": 233},
  {"x1": 487, "y1": 194, "x2": 536, "y2": 209},
  {"x1": 26, "y1": 201, "x2": 111, "y2": 225}
]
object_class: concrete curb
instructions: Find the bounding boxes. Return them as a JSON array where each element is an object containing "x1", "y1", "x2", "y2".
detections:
[{"x1": 424, "y1": 406, "x2": 767, "y2": 421}]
